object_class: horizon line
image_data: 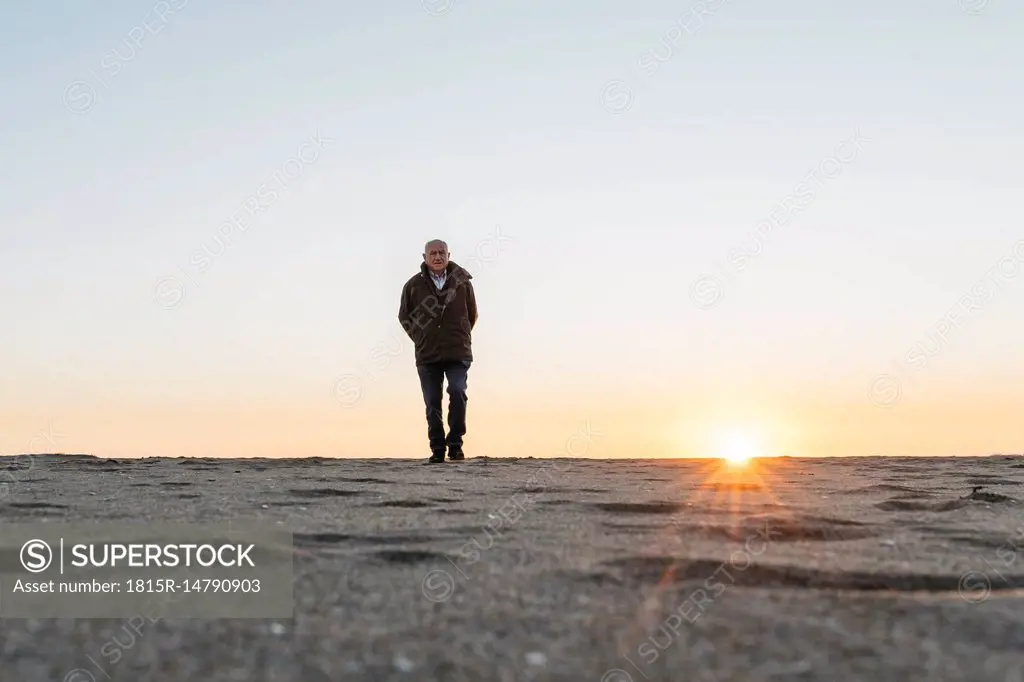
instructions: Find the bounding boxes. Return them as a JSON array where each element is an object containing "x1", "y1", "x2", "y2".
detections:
[{"x1": 2, "y1": 453, "x2": 1021, "y2": 460}]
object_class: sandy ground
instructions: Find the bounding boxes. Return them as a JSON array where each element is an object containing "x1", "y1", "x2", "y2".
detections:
[{"x1": 2, "y1": 453, "x2": 1024, "y2": 681}]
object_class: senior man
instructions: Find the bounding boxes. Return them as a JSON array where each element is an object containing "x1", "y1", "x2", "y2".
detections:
[{"x1": 398, "y1": 239, "x2": 478, "y2": 464}]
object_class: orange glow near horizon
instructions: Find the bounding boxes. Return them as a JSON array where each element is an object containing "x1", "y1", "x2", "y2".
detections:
[
  {"x1": 718, "y1": 432, "x2": 760, "y2": 467},
  {"x1": 3, "y1": 394, "x2": 1024, "y2": 459}
]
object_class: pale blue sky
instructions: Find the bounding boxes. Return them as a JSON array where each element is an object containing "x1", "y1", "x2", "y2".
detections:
[{"x1": 2, "y1": 0, "x2": 1022, "y2": 458}]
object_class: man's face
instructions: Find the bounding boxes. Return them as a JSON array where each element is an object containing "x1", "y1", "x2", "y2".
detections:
[{"x1": 424, "y1": 244, "x2": 449, "y2": 273}]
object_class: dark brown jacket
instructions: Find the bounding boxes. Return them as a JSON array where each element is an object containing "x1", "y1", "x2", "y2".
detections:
[{"x1": 398, "y1": 261, "x2": 478, "y2": 366}]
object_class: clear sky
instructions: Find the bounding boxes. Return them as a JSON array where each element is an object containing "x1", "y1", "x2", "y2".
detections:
[{"x1": 2, "y1": 0, "x2": 1022, "y2": 459}]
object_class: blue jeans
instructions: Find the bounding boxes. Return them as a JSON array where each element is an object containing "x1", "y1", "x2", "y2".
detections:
[{"x1": 416, "y1": 360, "x2": 470, "y2": 455}]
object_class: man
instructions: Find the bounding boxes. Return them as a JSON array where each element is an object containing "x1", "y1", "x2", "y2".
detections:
[{"x1": 398, "y1": 239, "x2": 478, "y2": 464}]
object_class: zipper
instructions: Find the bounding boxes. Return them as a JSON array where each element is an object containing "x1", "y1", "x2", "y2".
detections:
[
  {"x1": 438, "y1": 289, "x2": 449, "y2": 329},
  {"x1": 440, "y1": 275, "x2": 456, "y2": 329}
]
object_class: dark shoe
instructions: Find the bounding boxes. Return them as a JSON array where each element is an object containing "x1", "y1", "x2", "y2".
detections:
[
  {"x1": 424, "y1": 452, "x2": 445, "y2": 465},
  {"x1": 448, "y1": 450, "x2": 465, "y2": 461}
]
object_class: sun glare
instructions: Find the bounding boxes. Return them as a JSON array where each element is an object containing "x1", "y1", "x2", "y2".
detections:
[{"x1": 720, "y1": 434, "x2": 759, "y2": 467}]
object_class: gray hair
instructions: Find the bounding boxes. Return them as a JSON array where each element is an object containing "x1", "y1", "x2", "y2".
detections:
[{"x1": 423, "y1": 239, "x2": 448, "y2": 253}]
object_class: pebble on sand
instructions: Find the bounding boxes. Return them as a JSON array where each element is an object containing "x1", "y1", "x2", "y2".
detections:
[
  {"x1": 525, "y1": 652, "x2": 547, "y2": 666},
  {"x1": 393, "y1": 654, "x2": 415, "y2": 672}
]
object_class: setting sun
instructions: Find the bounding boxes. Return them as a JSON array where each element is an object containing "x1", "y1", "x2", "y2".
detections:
[{"x1": 720, "y1": 434, "x2": 759, "y2": 466}]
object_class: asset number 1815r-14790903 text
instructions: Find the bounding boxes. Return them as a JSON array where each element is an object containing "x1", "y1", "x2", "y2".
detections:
[{"x1": 126, "y1": 578, "x2": 261, "y2": 593}]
